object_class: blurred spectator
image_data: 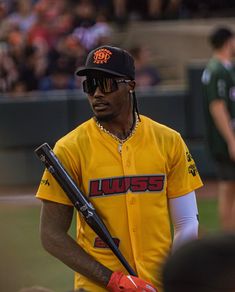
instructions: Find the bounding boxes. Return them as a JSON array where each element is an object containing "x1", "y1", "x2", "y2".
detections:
[
  {"x1": 45, "y1": 35, "x2": 87, "y2": 90},
  {"x1": 27, "y1": 14, "x2": 51, "y2": 56},
  {"x1": 71, "y1": 0, "x2": 95, "y2": 27},
  {"x1": 7, "y1": 28, "x2": 27, "y2": 68},
  {"x1": 180, "y1": 0, "x2": 235, "y2": 19},
  {"x1": 19, "y1": 45, "x2": 48, "y2": 91},
  {"x1": 34, "y1": 0, "x2": 74, "y2": 37},
  {"x1": 112, "y1": 0, "x2": 182, "y2": 23},
  {"x1": 27, "y1": 0, "x2": 72, "y2": 53},
  {"x1": 0, "y1": 0, "x2": 15, "y2": 14},
  {"x1": 0, "y1": 41, "x2": 19, "y2": 93},
  {"x1": 162, "y1": 0, "x2": 182, "y2": 19},
  {"x1": 48, "y1": 35, "x2": 87, "y2": 73},
  {"x1": 38, "y1": 66, "x2": 78, "y2": 91},
  {"x1": 0, "y1": 1, "x2": 8, "y2": 23},
  {"x1": 61, "y1": 35, "x2": 87, "y2": 64},
  {"x1": 71, "y1": 0, "x2": 112, "y2": 51},
  {"x1": 129, "y1": 45, "x2": 161, "y2": 89},
  {"x1": 9, "y1": 78, "x2": 27, "y2": 97},
  {"x1": 6, "y1": 0, "x2": 37, "y2": 33}
]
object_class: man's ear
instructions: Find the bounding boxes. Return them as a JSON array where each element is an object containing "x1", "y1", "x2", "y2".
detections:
[{"x1": 128, "y1": 80, "x2": 136, "y2": 91}]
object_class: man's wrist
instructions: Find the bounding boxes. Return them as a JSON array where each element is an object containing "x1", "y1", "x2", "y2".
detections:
[{"x1": 103, "y1": 270, "x2": 113, "y2": 287}]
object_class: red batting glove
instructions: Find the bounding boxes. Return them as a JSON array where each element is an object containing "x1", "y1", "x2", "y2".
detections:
[{"x1": 107, "y1": 271, "x2": 158, "y2": 292}]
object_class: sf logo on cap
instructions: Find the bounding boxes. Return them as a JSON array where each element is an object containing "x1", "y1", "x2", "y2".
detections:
[{"x1": 93, "y1": 48, "x2": 112, "y2": 64}]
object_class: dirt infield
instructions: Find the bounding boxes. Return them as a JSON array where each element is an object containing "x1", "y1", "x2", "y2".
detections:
[{"x1": 0, "y1": 180, "x2": 218, "y2": 205}]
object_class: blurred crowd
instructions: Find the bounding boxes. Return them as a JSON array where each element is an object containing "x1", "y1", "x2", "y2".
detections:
[
  {"x1": 0, "y1": 0, "x2": 165, "y2": 95},
  {"x1": 0, "y1": 0, "x2": 114, "y2": 94},
  {"x1": 0, "y1": 0, "x2": 235, "y2": 95}
]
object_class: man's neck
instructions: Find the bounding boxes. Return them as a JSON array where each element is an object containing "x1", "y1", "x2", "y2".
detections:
[
  {"x1": 214, "y1": 50, "x2": 232, "y2": 64},
  {"x1": 97, "y1": 111, "x2": 136, "y2": 140}
]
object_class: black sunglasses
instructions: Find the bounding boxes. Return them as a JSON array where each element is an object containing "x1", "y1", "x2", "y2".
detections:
[{"x1": 82, "y1": 77, "x2": 131, "y2": 95}]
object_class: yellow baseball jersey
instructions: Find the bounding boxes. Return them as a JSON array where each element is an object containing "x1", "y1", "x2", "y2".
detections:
[{"x1": 36, "y1": 115, "x2": 203, "y2": 292}]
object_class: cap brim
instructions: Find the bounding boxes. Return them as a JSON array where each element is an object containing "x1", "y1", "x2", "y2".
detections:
[{"x1": 75, "y1": 67, "x2": 125, "y2": 77}]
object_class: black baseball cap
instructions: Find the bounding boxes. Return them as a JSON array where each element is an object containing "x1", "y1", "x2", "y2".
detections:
[{"x1": 76, "y1": 45, "x2": 135, "y2": 80}]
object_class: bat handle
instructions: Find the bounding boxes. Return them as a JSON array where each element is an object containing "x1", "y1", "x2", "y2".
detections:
[
  {"x1": 111, "y1": 246, "x2": 137, "y2": 276},
  {"x1": 123, "y1": 263, "x2": 137, "y2": 277}
]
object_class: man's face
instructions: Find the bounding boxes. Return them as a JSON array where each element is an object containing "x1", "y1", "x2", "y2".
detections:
[
  {"x1": 84, "y1": 75, "x2": 134, "y2": 122},
  {"x1": 228, "y1": 36, "x2": 235, "y2": 57}
]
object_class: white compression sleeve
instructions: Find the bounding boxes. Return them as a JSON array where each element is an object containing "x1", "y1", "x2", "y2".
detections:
[{"x1": 169, "y1": 191, "x2": 199, "y2": 253}]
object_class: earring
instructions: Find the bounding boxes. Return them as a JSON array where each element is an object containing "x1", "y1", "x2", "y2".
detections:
[{"x1": 129, "y1": 90, "x2": 133, "y2": 93}]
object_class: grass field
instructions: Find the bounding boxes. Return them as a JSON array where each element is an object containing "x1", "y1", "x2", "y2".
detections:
[{"x1": 0, "y1": 197, "x2": 219, "y2": 292}]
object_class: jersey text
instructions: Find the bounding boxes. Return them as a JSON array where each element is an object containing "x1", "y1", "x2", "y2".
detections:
[{"x1": 89, "y1": 175, "x2": 165, "y2": 197}]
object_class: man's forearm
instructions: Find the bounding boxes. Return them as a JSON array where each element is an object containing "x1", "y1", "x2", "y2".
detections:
[
  {"x1": 42, "y1": 230, "x2": 113, "y2": 287},
  {"x1": 40, "y1": 201, "x2": 113, "y2": 288}
]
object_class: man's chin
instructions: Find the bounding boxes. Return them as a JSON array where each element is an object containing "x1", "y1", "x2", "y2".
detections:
[{"x1": 95, "y1": 112, "x2": 115, "y2": 122}]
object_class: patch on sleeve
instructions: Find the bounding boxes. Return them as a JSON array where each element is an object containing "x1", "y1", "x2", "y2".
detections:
[
  {"x1": 186, "y1": 151, "x2": 198, "y2": 177},
  {"x1": 201, "y1": 69, "x2": 211, "y2": 84},
  {"x1": 188, "y1": 164, "x2": 198, "y2": 177},
  {"x1": 94, "y1": 237, "x2": 120, "y2": 249},
  {"x1": 217, "y1": 79, "x2": 226, "y2": 97},
  {"x1": 40, "y1": 179, "x2": 50, "y2": 186}
]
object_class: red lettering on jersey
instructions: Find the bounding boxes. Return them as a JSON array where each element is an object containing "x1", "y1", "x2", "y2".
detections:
[
  {"x1": 89, "y1": 180, "x2": 102, "y2": 197},
  {"x1": 89, "y1": 175, "x2": 165, "y2": 197},
  {"x1": 130, "y1": 177, "x2": 148, "y2": 192},
  {"x1": 94, "y1": 237, "x2": 120, "y2": 248},
  {"x1": 102, "y1": 177, "x2": 131, "y2": 195},
  {"x1": 148, "y1": 176, "x2": 165, "y2": 191}
]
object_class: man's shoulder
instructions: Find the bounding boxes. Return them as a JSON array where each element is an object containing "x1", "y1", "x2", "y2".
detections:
[
  {"x1": 57, "y1": 118, "x2": 94, "y2": 145},
  {"x1": 206, "y1": 58, "x2": 227, "y2": 74},
  {"x1": 202, "y1": 58, "x2": 227, "y2": 85},
  {"x1": 140, "y1": 115, "x2": 180, "y2": 137}
]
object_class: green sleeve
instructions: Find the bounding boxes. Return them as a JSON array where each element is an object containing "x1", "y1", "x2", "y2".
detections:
[{"x1": 206, "y1": 70, "x2": 227, "y2": 103}]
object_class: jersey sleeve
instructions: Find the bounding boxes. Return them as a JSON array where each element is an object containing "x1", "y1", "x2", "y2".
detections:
[
  {"x1": 167, "y1": 134, "x2": 203, "y2": 199},
  {"x1": 35, "y1": 141, "x2": 80, "y2": 205},
  {"x1": 205, "y1": 69, "x2": 227, "y2": 102}
]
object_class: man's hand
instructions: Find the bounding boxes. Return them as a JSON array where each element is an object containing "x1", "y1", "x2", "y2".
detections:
[{"x1": 107, "y1": 271, "x2": 157, "y2": 292}]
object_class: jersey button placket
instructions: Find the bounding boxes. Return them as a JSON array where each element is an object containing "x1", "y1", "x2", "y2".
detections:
[
  {"x1": 127, "y1": 193, "x2": 140, "y2": 264},
  {"x1": 122, "y1": 144, "x2": 140, "y2": 262},
  {"x1": 129, "y1": 197, "x2": 137, "y2": 232},
  {"x1": 121, "y1": 145, "x2": 132, "y2": 170}
]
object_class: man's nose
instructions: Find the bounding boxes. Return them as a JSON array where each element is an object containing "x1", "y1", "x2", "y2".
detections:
[{"x1": 93, "y1": 86, "x2": 104, "y2": 97}]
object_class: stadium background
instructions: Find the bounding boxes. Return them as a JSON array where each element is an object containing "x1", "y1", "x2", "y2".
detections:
[{"x1": 0, "y1": 0, "x2": 234, "y2": 291}]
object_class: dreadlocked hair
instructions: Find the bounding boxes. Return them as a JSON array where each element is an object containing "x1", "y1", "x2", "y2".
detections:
[{"x1": 132, "y1": 90, "x2": 141, "y2": 121}]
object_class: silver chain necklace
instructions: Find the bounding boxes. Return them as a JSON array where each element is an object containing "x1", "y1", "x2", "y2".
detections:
[{"x1": 95, "y1": 113, "x2": 139, "y2": 153}]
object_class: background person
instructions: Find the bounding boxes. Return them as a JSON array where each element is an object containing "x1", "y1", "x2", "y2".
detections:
[
  {"x1": 162, "y1": 232, "x2": 235, "y2": 292},
  {"x1": 129, "y1": 45, "x2": 161, "y2": 89},
  {"x1": 36, "y1": 45, "x2": 203, "y2": 291},
  {"x1": 201, "y1": 26, "x2": 235, "y2": 231}
]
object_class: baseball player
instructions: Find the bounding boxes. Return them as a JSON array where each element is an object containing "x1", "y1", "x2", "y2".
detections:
[
  {"x1": 36, "y1": 45, "x2": 203, "y2": 292},
  {"x1": 202, "y1": 27, "x2": 235, "y2": 231}
]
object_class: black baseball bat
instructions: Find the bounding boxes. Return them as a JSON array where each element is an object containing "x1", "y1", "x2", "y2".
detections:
[{"x1": 34, "y1": 142, "x2": 137, "y2": 276}]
